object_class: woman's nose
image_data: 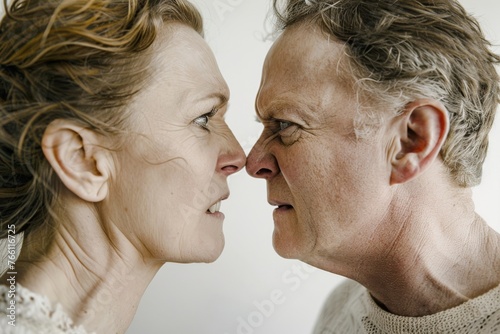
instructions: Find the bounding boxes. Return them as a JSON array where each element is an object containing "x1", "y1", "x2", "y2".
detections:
[{"x1": 218, "y1": 133, "x2": 246, "y2": 177}]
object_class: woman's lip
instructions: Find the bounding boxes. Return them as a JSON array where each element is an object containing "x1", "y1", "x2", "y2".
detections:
[
  {"x1": 207, "y1": 200, "x2": 221, "y2": 213},
  {"x1": 205, "y1": 211, "x2": 225, "y2": 220},
  {"x1": 205, "y1": 193, "x2": 230, "y2": 214}
]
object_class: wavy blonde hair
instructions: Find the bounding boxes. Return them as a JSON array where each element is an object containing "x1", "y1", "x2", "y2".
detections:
[
  {"x1": 0, "y1": 0, "x2": 203, "y2": 239},
  {"x1": 272, "y1": 0, "x2": 500, "y2": 187}
]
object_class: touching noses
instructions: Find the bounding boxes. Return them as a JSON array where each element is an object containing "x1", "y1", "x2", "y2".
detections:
[
  {"x1": 218, "y1": 134, "x2": 246, "y2": 177},
  {"x1": 246, "y1": 137, "x2": 279, "y2": 180}
]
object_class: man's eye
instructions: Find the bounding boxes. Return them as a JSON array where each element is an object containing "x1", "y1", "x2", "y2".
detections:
[
  {"x1": 279, "y1": 121, "x2": 292, "y2": 131},
  {"x1": 276, "y1": 120, "x2": 300, "y2": 146}
]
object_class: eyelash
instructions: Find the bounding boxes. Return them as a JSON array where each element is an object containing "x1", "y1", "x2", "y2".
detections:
[{"x1": 193, "y1": 108, "x2": 218, "y2": 130}]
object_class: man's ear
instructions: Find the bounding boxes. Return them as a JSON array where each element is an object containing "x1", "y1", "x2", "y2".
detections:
[
  {"x1": 42, "y1": 119, "x2": 112, "y2": 202},
  {"x1": 390, "y1": 99, "x2": 449, "y2": 185}
]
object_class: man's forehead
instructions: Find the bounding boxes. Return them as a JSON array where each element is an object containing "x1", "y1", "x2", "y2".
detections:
[
  {"x1": 257, "y1": 24, "x2": 347, "y2": 112},
  {"x1": 264, "y1": 24, "x2": 345, "y2": 79},
  {"x1": 261, "y1": 27, "x2": 343, "y2": 87}
]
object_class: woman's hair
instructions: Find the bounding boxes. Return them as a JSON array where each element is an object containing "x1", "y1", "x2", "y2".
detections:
[
  {"x1": 0, "y1": 0, "x2": 203, "y2": 239},
  {"x1": 272, "y1": 0, "x2": 500, "y2": 187}
]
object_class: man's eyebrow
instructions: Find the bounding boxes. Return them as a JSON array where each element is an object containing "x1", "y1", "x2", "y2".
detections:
[{"x1": 257, "y1": 100, "x2": 316, "y2": 126}]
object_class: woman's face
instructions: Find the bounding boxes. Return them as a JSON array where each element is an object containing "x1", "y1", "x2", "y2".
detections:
[{"x1": 106, "y1": 24, "x2": 245, "y2": 263}]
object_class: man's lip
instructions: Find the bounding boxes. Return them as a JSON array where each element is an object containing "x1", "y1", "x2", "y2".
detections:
[{"x1": 268, "y1": 199, "x2": 293, "y2": 208}]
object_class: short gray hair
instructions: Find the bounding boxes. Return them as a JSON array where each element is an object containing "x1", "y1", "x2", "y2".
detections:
[{"x1": 273, "y1": 0, "x2": 500, "y2": 187}]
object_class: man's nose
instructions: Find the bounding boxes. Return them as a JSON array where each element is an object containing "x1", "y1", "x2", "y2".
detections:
[{"x1": 246, "y1": 138, "x2": 280, "y2": 180}]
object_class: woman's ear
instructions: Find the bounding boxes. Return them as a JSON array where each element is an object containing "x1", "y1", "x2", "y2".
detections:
[
  {"x1": 41, "y1": 119, "x2": 112, "y2": 202},
  {"x1": 390, "y1": 99, "x2": 450, "y2": 185}
]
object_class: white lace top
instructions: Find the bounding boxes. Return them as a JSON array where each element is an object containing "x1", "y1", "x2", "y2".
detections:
[
  {"x1": 313, "y1": 279, "x2": 500, "y2": 334},
  {"x1": 0, "y1": 284, "x2": 92, "y2": 334}
]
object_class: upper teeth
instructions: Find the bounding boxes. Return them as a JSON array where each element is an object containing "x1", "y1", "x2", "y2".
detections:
[{"x1": 208, "y1": 201, "x2": 221, "y2": 213}]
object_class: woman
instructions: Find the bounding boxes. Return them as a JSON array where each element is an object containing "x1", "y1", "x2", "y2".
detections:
[{"x1": 0, "y1": 0, "x2": 245, "y2": 332}]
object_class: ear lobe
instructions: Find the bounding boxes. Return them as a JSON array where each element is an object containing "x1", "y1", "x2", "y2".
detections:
[
  {"x1": 42, "y1": 119, "x2": 111, "y2": 202},
  {"x1": 390, "y1": 99, "x2": 449, "y2": 185}
]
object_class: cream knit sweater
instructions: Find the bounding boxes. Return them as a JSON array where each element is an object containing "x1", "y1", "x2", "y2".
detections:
[
  {"x1": 0, "y1": 284, "x2": 92, "y2": 334},
  {"x1": 313, "y1": 279, "x2": 500, "y2": 334}
]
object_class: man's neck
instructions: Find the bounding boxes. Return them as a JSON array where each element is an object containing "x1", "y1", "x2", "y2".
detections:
[
  {"x1": 309, "y1": 177, "x2": 500, "y2": 317},
  {"x1": 357, "y1": 189, "x2": 500, "y2": 317}
]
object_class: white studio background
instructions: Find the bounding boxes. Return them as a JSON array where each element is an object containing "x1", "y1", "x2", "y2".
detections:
[
  {"x1": 0, "y1": 1, "x2": 496, "y2": 334},
  {"x1": 127, "y1": 1, "x2": 500, "y2": 334}
]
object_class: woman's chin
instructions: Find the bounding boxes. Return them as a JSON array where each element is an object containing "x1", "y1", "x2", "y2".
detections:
[
  {"x1": 172, "y1": 237, "x2": 225, "y2": 264},
  {"x1": 197, "y1": 244, "x2": 225, "y2": 263}
]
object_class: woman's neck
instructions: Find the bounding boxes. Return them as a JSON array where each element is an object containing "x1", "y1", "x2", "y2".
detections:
[{"x1": 11, "y1": 211, "x2": 163, "y2": 333}]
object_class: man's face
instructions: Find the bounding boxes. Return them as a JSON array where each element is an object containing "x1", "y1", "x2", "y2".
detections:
[{"x1": 246, "y1": 24, "x2": 394, "y2": 268}]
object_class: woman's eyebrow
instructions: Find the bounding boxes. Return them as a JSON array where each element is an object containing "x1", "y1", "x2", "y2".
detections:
[{"x1": 199, "y1": 92, "x2": 229, "y2": 107}]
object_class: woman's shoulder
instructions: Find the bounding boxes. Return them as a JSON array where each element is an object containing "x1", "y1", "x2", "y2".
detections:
[{"x1": 0, "y1": 284, "x2": 92, "y2": 334}]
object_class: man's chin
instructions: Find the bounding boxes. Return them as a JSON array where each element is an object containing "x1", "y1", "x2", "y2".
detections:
[{"x1": 272, "y1": 233, "x2": 304, "y2": 260}]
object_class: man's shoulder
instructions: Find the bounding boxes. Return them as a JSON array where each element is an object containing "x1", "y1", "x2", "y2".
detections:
[
  {"x1": 312, "y1": 279, "x2": 368, "y2": 334},
  {"x1": 314, "y1": 281, "x2": 500, "y2": 334},
  {"x1": 324, "y1": 278, "x2": 366, "y2": 309}
]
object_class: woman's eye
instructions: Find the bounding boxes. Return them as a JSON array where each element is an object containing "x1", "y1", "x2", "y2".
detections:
[
  {"x1": 194, "y1": 115, "x2": 210, "y2": 129},
  {"x1": 193, "y1": 108, "x2": 217, "y2": 130}
]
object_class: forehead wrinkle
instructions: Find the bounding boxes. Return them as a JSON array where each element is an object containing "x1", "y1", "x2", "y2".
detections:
[{"x1": 257, "y1": 28, "x2": 349, "y2": 129}]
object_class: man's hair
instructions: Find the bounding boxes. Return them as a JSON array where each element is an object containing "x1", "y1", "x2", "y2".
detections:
[
  {"x1": 0, "y1": 0, "x2": 203, "y2": 238},
  {"x1": 273, "y1": 0, "x2": 500, "y2": 187}
]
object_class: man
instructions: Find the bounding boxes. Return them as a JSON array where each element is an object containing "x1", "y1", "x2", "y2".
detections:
[{"x1": 246, "y1": 0, "x2": 500, "y2": 332}]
